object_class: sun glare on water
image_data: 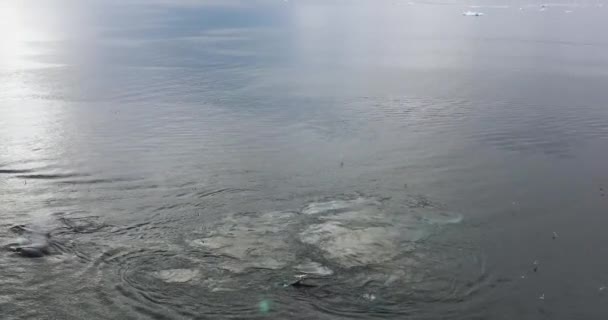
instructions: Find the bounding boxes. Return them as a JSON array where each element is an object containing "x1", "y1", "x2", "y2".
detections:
[
  {"x1": 0, "y1": 4, "x2": 33, "y2": 70},
  {"x1": 0, "y1": 2, "x2": 68, "y2": 167}
]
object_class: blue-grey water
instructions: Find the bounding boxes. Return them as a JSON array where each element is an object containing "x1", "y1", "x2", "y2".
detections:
[{"x1": 1, "y1": 1, "x2": 608, "y2": 319}]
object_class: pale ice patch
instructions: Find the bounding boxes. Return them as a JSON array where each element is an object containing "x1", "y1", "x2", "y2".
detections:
[{"x1": 152, "y1": 269, "x2": 199, "y2": 283}]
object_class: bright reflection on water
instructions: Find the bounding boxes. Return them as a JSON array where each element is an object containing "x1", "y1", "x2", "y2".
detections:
[{"x1": 1, "y1": 1, "x2": 608, "y2": 319}]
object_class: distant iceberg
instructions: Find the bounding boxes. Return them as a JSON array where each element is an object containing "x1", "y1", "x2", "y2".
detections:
[{"x1": 463, "y1": 11, "x2": 484, "y2": 16}]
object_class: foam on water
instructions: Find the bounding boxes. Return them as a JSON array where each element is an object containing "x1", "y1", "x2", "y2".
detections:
[
  {"x1": 301, "y1": 197, "x2": 380, "y2": 215},
  {"x1": 294, "y1": 261, "x2": 333, "y2": 276},
  {"x1": 189, "y1": 196, "x2": 462, "y2": 270},
  {"x1": 298, "y1": 197, "x2": 431, "y2": 267},
  {"x1": 417, "y1": 209, "x2": 464, "y2": 225},
  {"x1": 300, "y1": 222, "x2": 402, "y2": 267},
  {"x1": 187, "y1": 211, "x2": 298, "y2": 272},
  {"x1": 152, "y1": 269, "x2": 200, "y2": 283}
]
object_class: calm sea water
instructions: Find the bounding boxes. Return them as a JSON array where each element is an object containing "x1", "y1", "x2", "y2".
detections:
[{"x1": 2, "y1": 1, "x2": 608, "y2": 319}]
